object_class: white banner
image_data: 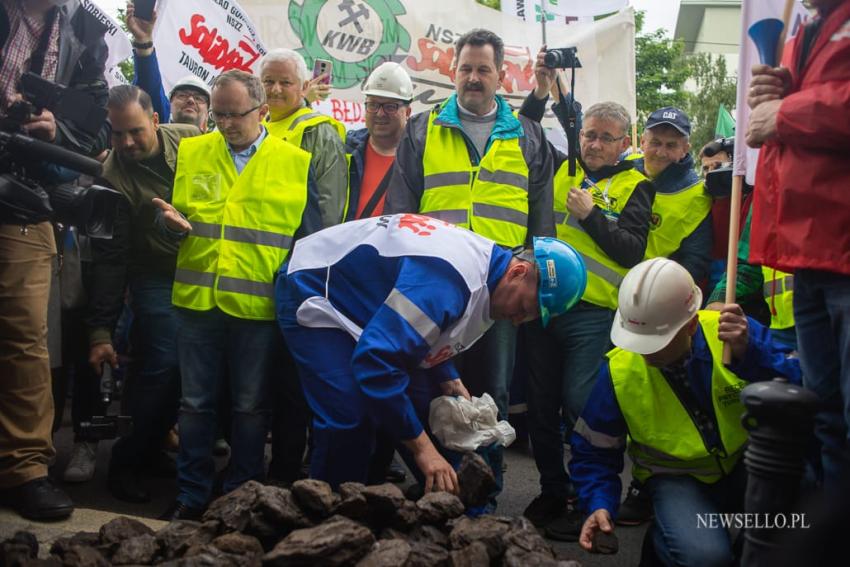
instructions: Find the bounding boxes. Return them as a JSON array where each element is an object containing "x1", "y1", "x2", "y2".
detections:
[
  {"x1": 544, "y1": 0, "x2": 627, "y2": 18},
  {"x1": 81, "y1": 0, "x2": 132, "y2": 87},
  {"x1": 240, "y1": 0, "x2": 636, "y2": 130},
  {"x1": 152, "y1": 0, "x2": 267, "y2": 94},
  {"x1": 501, "y1": 0, "x2": 592, "y2": 25},
  {"x1": 734, "y1": 0, "x2": 809, "y2": 184}
]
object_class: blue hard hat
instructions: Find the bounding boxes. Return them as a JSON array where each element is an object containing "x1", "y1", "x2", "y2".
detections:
[{"x1": 533, "y1": 237, "x2": 587, "y2": 327}]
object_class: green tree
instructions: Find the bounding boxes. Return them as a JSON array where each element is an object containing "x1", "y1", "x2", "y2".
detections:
[
  {"x1": 116, "y1": 8, "x2": 135, "y2": 83},
  {"x1": 683, "y1": 52, "x2": 737, "y2": 157},
  {"x1": 634, "y1": 11, "x2": 691, "y2": 128}
]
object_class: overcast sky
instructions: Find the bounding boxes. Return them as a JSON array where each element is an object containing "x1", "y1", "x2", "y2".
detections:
[{"x1": 96, "y1": 0, "x2": 682, "y2": 37}]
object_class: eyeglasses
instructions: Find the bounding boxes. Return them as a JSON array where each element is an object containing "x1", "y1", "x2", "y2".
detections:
[
  {"x1": 172, "y1": 91, "x2": 209, "y2": 104},
  {"x1": 581, "y1": 132, "x2": 626, "y2": 144},
  {"x1": 208, "y1": 105, "x2": 262, "y2": 122},
  {"x1": 364, "y1": 101, "x2": 406, "y2": 116}
]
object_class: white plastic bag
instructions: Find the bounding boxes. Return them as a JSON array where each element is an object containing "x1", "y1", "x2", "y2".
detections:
[{"x1": 428, "y1": 393, "x2": 516, "y2": 452}]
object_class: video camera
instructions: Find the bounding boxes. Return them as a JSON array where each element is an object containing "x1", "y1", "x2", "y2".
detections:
[
  {"x1": 78, "y1": 364, "x2": 132, "y2": 441},
  {"x1": 0, "y1": 73, "x2": 119, "y2": 238},
  {"x1": 702, "y1": 136, "x2": 734, "y2": 159},
  {"x1": 543, "y1": 47, "x2": 582, "y2": 69}
]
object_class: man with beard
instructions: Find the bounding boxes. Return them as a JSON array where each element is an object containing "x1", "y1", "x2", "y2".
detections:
[
  {"x1": 124, "y1": 2, "x2": 210, "y2": 132},
  {"x1": 87, "y1": 85, "x2": 201, "y2": 503},
  {"x1": 386, "y1": 28, "x2": 554, "y2": 509}
]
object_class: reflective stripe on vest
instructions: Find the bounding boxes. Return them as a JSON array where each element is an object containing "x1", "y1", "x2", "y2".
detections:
[
  {"x1": 762, "y1": 267, "x2": 795, "y2": 330},
  {"x1": 420, "y1": 109, "x2": 529, "y2": 247},
  {"x1": 608, "y1": 310, "x2": 749, "y2": 484},
  {"x1": 266, "y1": 107, "x2": 346, "y2": 148},
  {"x1": 646, "y1": 181, "x2": 712, "y2": 259},
  {"x1": 171, "y1": 131, "x2": 311, "y2": 320},
  {"x1": 553, "y1": 161, "x2": 646, "y2": 309}
]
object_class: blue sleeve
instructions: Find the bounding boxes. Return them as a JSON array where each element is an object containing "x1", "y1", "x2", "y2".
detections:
[
  {"x1": 728, "y1": 316, "x2": 803, "y2": 385},
  {"x1": 568, "y1": 363, "x2": 628, "y2": 518},
  {"x1": 133, "y1": 50, "x2": 170, "y2": 122},
  {"x1": 670, "y1": 214, "x2": 713, "y2": 284},
  {"x1": 350, "y1": 257, "x2": 471, "y2": 441}
]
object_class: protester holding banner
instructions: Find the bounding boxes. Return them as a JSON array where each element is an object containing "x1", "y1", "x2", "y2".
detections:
[
  {"x1": 86, "y1": 85, "x2": 201, "y2": 505},
  {"x1": 386, "y1": 28, "x2": 555, "y2": 510},
  {"x1": 260, "y1": 49, "x2": 347, "y2": 228},
  {"x1": 522, "y1": 101, "x2": 655, "y2": 540},
  {"x1": 124, "y1": 3, "x2": 210, "y2": 132},
  {"x1": 152, "y1": 70, "x2": 323, "y2": 520},
  {"x1": 746, "y1": 0, "x2": 850, "y2": 490}
]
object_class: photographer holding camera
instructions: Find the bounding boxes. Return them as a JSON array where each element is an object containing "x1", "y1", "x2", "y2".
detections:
[{"x1": 0, "y1": 0, "x2": 109, "y2": 521}]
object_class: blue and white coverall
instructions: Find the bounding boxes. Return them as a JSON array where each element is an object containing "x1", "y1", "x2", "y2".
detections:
[{"x1": 275, "y1": 214, "x2": 512, "y2": 487}]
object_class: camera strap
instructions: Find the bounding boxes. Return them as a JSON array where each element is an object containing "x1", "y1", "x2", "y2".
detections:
[{"x1": 27, "y1": 7, "x2": 58, "y2": 78}]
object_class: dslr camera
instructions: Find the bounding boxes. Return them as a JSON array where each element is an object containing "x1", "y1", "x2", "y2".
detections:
[
  {"x1": 0, "y1": 73, "x2": 119, "y2": 237},
  {"x1": 543, "y1": 47, "x2": 582, "y2": 69}
]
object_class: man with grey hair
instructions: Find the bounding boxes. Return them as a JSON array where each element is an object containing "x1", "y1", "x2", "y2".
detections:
[
  {"x1": 260, "y1": 48, "x2": 347, "y2": 228},
  {"x1": 152, "y1": 69, "x2": 323, "y2": 520},
  {"x1": 521, "y1": 101, "x2": 656, "y2": 541}
]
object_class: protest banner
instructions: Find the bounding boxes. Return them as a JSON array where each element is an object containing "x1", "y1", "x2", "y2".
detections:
[
  {"x1": 81, "y1": 0, "x2": 133, "y2": 87},
  {"x1": 152, "y1": 0, "x2": 267, "y2": 93},
  {"x1": 240, "y1": 0, "x2": 635, "y2": 130}
]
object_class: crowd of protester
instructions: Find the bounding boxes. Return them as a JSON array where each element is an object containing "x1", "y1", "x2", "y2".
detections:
[{"x1": 1, "y1": 0, "x2": 848, "y2": 565}]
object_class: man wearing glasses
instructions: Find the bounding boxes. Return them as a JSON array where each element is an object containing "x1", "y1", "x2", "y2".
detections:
[
  {"x1": 345, "y1": 62, "x2": 414, "y2": 221},
  {"x1": 153, "y1": 70, "x2": 322, "y2": 521},
  {"x1": 521, "y1": 102, "x2": 656, "y2": 541},
  {"x1": 125, "y1": 3, "x2": 210, "y2": 132},
  {"x1": 385, "y1": 29, "x2": 555, "y2": 511}
]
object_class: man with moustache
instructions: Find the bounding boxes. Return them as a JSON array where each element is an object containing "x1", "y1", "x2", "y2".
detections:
[{"x1": 386, "y1": 28, "x2": 554, "y2": 508}]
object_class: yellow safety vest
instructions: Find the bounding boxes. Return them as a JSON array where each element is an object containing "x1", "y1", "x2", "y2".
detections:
[
  {"x1": 608, "y1": 310, "x2": 749, "y2": 484},
  {"x1": 419, "y1": 108, "x2": 529, "y2": 247},
  {"x1": 762, "y1": 267, "x2": 795, "y2": 330},
  {"x1": 646, "y1": 180, "x2": 712, "y2": 260},
  {"x1": 171, "y1": 131, "x2": 311, "y2": 321},
  {"x1": 265, "y1": 107, "x2": 345, "y2": 148},
  {"x1": 553, "y1": 161, "x2": 647, "y2": 310}
]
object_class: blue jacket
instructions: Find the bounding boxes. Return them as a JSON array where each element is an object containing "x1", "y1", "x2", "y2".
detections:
[
  {"x1": 133, "y1": 50, "x2": 171, "y2": 123},
  {"x1": 568, "y1": 317, "x2": 802, "y2": 517},
  {"x1": 277, "y1": 218, "x2": 513, "y2": 441},
  {"x1": 631, "y1": 154, "x2": 713, "y2": 282}
]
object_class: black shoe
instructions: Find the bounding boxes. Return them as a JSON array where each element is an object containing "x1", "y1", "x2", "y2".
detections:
[
  {"x1": 0, "y1": 477, "x2": 74, "y2": 521},
  {"x1": 159, "y1": 500, "x2": 205, "y2": 522},
  {"x1": 385, "y1": 458, "x2": 407, "y2": 483},
  {"x1": 522, "y1": 492, "x2": 567, "y2": 528},
  {"x1": 616, "y1": 480, "x2": 653, "y2": 526},
  {"x1": 141, "y1": 451, "x2": 177, "y2": 478},
  {"x1": 544, "y1": 508, "x2": 584, "y2": 542},
  {"x1": 108, "y1": 467, "x2": 151, "y2": 503}
]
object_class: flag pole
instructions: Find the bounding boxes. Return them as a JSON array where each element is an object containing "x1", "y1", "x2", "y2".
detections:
[
  {"x1": 541, "y1": 0, "x2": 547, "y2": 45},
  {"x1": 722, "y1": 0, "x2": 796, "y2": 364}
]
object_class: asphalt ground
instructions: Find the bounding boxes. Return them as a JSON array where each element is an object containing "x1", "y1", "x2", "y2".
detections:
[{"x1": 1, "y1": 405, "x2": 648, "y2": 565}]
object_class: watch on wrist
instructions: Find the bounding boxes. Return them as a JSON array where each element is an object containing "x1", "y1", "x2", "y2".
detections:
[{"x1": 132, "y1": 40, "x2": 154, "y2": 49}]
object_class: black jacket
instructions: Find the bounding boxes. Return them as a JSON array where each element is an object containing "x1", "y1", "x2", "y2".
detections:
[{"x1": 0, "y1": 0, "x2": 110, "y2": 155}]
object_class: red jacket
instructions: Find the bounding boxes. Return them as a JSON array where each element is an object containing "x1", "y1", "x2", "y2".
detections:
[{"x1": 750, "y1": 1, "x2": 850, "y2": 276}]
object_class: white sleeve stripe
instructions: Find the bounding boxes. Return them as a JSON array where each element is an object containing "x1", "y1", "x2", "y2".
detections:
[
  {"x1": 384, "y1": 288, "x2": 442, "y2": 347},
  {"x1": 574, "y1": 417, "x2": 626, "y2": 449}
]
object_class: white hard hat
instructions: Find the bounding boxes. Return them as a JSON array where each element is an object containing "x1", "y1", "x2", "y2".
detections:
[
  {"x1": 169, "y1": 75, "x2": 211, "y2": 100},
  {"x1": 362, "y1": 62, "x2": 413, "y2": 101},
  {"x1": 610, "y1": 258, "x2": 703, "y2": 355}
]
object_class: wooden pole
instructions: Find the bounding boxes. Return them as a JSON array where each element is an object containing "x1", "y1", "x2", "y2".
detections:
[
  {"x1": 777, "y1": 0, "x2": 797, "y2": 61},
  {"x1": 722, "y1": 175, "x2": 744, "y2": 364},
  {"x1": 631, "y1": 123, "x2": 638, "y2": 153}
]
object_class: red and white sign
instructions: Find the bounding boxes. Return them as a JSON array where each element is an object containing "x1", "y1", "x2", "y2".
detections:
[{"x1": 152, "y1": 0, "x2": 266, "y2": 94}]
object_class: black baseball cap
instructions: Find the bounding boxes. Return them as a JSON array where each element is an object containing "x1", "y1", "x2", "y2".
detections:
[{"x1": 646, "y1": 107, "x2": 691, "y2": 136}]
